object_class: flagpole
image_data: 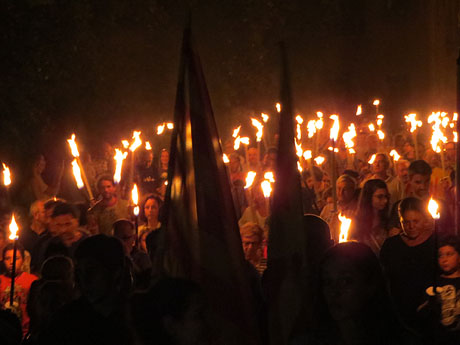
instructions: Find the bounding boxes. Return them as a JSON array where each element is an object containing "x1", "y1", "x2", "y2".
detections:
[{"x1": 456, "y1": 48, "x2": 460, "y2": 235}]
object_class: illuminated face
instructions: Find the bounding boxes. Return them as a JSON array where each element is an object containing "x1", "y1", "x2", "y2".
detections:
[
  {"x1": 247, "y1": 148, "x2": 259, "y2": 165},
  {"x1": 438, "y1": 245, "x2": 460, "y2": 276},
  {"x1": 241, "y1": 235, "x2": 262, "y2": 266},
  {"x1": 98, "y1": 180, "x2": 116, "y2": 201},
  {"x1": 322, "y1": 257, "x2": 373, "y2": 321},
  {"x1": 400, "y1": 210, "x2": 430, "y2": 240},
  {"x1": 306, "y1": 177, "x2": 315, "y2": 189},
  {"x1": 337, "y1": 181, "x2": 355, "y2": 204},
  {"x1": 3, "y1": 249, "x2": 23, "y2": 275},
  {"x1": 372, "y1": 188, "x2": 389, "y2": 211},
  {"x1": 372, "y1": 155, "x2": 388, "y2": 175},
  {"x1": 33, "y1": 201, "x2": 46, "y2": 224},
  {"x1": 53, "y1": 214, "x2": 78, "y2": 238},
  {"x1": 144, "y1": 198, "x2": 159, "y2": 223},
  {"x1": 409, "y1": 173, "x2": 431, "y2": 199},
  {"x1": 396, "y1": 162, "x2": 409, "y2": 184},
  {"x1": 160, "y1": 151, "x2": 169, "y2": 165}
]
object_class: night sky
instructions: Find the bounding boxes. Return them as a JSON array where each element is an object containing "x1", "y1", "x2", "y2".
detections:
[{"x1": 0, "y1": 0, "x2": 459, "y2": 164}]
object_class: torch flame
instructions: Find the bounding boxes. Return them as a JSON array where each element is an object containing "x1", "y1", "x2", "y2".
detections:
[
  {"x1": 356, "y1": 105, "x2": 362, "y2": 116},
  {"x1": 338, "y1": 213, "x2": 352, "y2": 243},
  {"x1": 368, "y1": 123, "x2": 375, "y2": 132},
  {"x1": 404, "y1": 113, "x2": 422, "y2": 133},
  {"x1": 377, "y1": 130, "x2": 385, "y2": 140},
  {"x1": 2, "y1": 163, "x2": 11, "y2": 186},
  {"x1": 297, "y1": 161, "x2": 303, "y2": 172},
  {"x1": 264, "y1": 171, "x2": 275, "y2": 183},
  {"x1": 261, "y1": 113, "x2": 269, "y2": 123},
  {"x1": 71, "y1": 159, "x2": 84, "y2": 189},
  {"x1": 157, "y1": 124, "x2": 165, "y2": 135},
  {"x1": 276, "y1": 102, "x2": 281, "y2": 113},
  {"x1": 166, "y1": 122, "x2": 174, "y2": 130},
  {"x1": 8, "y1": 214, "x2": 19, "y2": 240},
  {"x1": 329, "y1": 114, "x2": 340, "y2": 141},
  {"x1": 145, "y1": 141, "x2": 152, "y2": 150},
  {"x1": 223, "y1": 154, "x2": 230, "y2": 163},
  {"x1": 240, "y1": 137, "x2": 250, "y2": 145},
  {"x1": 232, "y1": 126, "x2": 241, "y2": 138},
  {"x1": 314, "y1": 156, "x2": 325, "y2": 165},
  {"x1": 295, "y1": 115, "x2": 304, "y2": 124},
  {"x1": 132, "y1": 184, "x2": 139, "y2": 206},
  {"x1": 454, "y1": 132, "x2": 458, "y2": 143},
  {"x1": 67, "y1": 134, "x2": 80, "y2": 157},
  {"x1": 261, "y1": 180, "x2": 272, "y2": 198},
  {"x1": 251, "y1": 118, "x2": 264, "y2": 142},
  {"x1": 295, "y1": 139, "x2": 303, "y2": 158},
  {"x1": 307, "y1": 120, "x2": 317, "y2": 138},
  {"x1": 428, "y1": 112, "x2": 447, "y2": 153},
  {"x1": 122, "y1": 140, "x2": 129, "y2": 149},
  {"x1": 342, "y1": 123, "x2": 357, "y2": 149},
  {"x1": 368, "y1": 154, "x2": 376, "y2": 165},
  {"x1": 303, "y1": 150, "x2": 312, "y2": 160},
  {"x1": 373, "y1": 99, "x2": 380, "y2": 106},
  {"x1": 113, "y1": 149, "x2": 128, "y2": 184},
  {"x1": 428, "y1": 198, "x2": 440, "y2": 220},
  {"x1": 244, "y1": 171, "x2": 257, "y2": 189},
  {"x1": 453, "y1": 113, "x2": 458, "y2": 121},
  {"x1": 389, "y1": 150, "x2": 401, "y2": 161},
  {"x1": 129, "y1": 131, "x2": 142, "y2": 152}
]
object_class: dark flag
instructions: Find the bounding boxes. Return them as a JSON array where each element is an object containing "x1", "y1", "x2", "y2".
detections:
[
  {"x1": 265, "y1": 43, "x2": 307, "y2": 345},
  {"x1": 159, "y1": 26, "x2": 262, "y2": 345}
]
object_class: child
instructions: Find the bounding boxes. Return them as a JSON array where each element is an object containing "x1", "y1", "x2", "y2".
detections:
[
  {"x1": 0, "y1": 242, "x2": 38, "y2": 335},
  {"x1": 421, "y1": 236, "x2": 460, "y2": 344}
]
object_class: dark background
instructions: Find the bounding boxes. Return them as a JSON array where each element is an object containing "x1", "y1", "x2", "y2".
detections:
[{"x1": 0, "y1": 0, "x2": 459, "y2": 165}]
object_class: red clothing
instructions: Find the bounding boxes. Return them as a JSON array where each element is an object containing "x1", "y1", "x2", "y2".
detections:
[{"x1": 0, "y1": 272, "x2": 38, "y2": 334}]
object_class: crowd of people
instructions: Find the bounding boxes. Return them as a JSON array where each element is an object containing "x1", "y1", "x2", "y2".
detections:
[{"x1": 0, "y1": 124, "x2": 459, "y2": 345}]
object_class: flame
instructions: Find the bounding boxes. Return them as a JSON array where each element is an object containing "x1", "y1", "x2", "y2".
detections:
[
  {"x1": 450, "y1": 123, "x2": 455, "y2": 129},
  {"x1": 297, "y1": 161, "x2": 303, "y2": 172},
  {"x1": 234, "y1": 137, "x2": 241, "y2": 150},
  {"x1": 122, "y1": 140, "x2": 129, "y2": 149},
  {"x1": 129, "y1": 131, "x2": 142, "y2": 152},
  {"x1": 389, "y1": 150, "x2": 401, "y2": 161},
  {"x1": 303, "y1": 150, "x2": 312, "y2": 160},
  {"x1": 240, "y1": 137, "x2": 250, "y2": 145},
  {"x1": 244, "y1": 171, "x2": 257, "y2": 189},
  {"x1": 368, "y1": 154, "x2": 376, "y2": 164},
  {"x1": 373, "y1": 99, "x2": 380, "y2": 106},
  {"x1": 232, "y1": 126, "x2": 241, "y2": 138},
  {"x1": 261, "y1": 180, "x2": 272, "y2": 198},
  {"x1": 264, "y1": 171, "x2": 275, "y2": 183},
  {"x1": 67, "y1": 134, "x2": 80, "y2": 157},
  {"x1": 2, "y1": 163, "x2": 11, "y2": 186},
  {"x1": 453, "y1": 113, "x2": 458, "y2": 121},
  {"x1": 71, "y1": 159, "x2": 84, "y2": 189},
  {"x1": 314, "y1": 156, "x2": 325, "y2": 165},
  {"x1": 368, "y1": 123, "x2": 375, "y2": 132},
  {"x1": 338, "y1": 213, "x2": 352, "y2": 243},
  {"x1": 164, "y1": 180, "x2": 168, "y2": 186},
  {"x1": 376, "y1": 115, "x2": 384, "y2": 127},
  {"x1": 428, "y1": 198, "x2": 440, "y2": 220},
  {"x1": 113, "y1": 149, "x2": 128, "y2": 184},
  {"x1": 8, "y1": 214, "x2": 19, "y2": 240},
  {"x1": 134, "y1": 206, "x2": 140, "y2": 217},
  {"x1": 276, "y1": 102, "x2": 281, "y2": 113},
  {"x1": 441, "y1": 116, "x2": 449, "y2": 129},
  {"x1": 328, "y1": 146, "x2": 339, "y2": 153},
  {"x1": 295, "y1": 139, "x2": 304, "y2": 158},
  {"x1": 348, "y1": 148, "x2": 356, "y2": 154},
  {"x1": 261, "y1": 113, "x2": 269, "y2": 123},
  {"x1": 404, "y1": 113, "x2": 422, "y2": 133},
  {"x1": 145, "y1": 141, "x2": 152, "y2": 150},
  {"x1": 223, "y1": 154, "x2": 230, "y2": 163},
  {"x1": 329, "y1": 114, "x2": 340, "y2": 141},
  {"x1": 157, "y1": 124, "x2": 165, "y2": 135},
  {"x1": 132, "y1": 184, "x2": 139, "y2": 206},
  {"x1": 296, "y1": 115, "x2": 304, "y2": 124},
  {"x1": 356, "y1": 105, "x2": 362, "y2": 116},
  {"x1": 377, "y1": 130, "x2": 385, "y2": 140},
  {"x1": 251, "y1": 118, "x2": 264, "y2": 142},
  {"x1": 342, "y1": 123, "x2": 357, "y2": 149},
  {"x1": 166, "y1": 122, "x2": 174, "y2": 130},
  {"x1": 316, "y1": 111, "x2": 323, "y2": 118},
  {"x1": 454, "y1": 132, "x2": 458, "y2": 143},
  {"x1": 428, "y1": 112, "x2": 447, "y2": 153},
  {"x1": 307, "y1": 120, "x2": 317, "y2": 138}
]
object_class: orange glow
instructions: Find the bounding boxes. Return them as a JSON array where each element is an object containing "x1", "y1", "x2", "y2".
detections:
[
  {"x1": 232, "y1": 126, "x2": 241, "y2": 138},
  {"x1": 67, "y1": 134, "x2": 80, "y2": 157},
  {"x1": 342, "y1": 123, "x2": 357, "y2": 149},
  {"x1": 166, "y1": 122, "x2": 174, "y2": 130},
  {"x1": 145, "y1": 141, "x2": 152, "y2": 150},
  {"x1": 122, "y1": 140, "x2": 129, "y2": 149},
  {"x1": 129, "y1": 131, "x2": 142, "y2": 152},
  {"x1": 368, "y1": 154, "x2": 376, "y2": 165},
  {"x1": 314, "y1": 156, "x2": 325, "y2": 165},
  {"x1": 261, "y1": 113, "x2": 269, "y2": 123},
  {"x1": 368, "y1": 123, "x2": 375, "y2": 132},
  {"x1": 71, "y1": 159, "x2": 84, "y2": 189},
  {"x1": 251, "y1": 118, "x2": 264, "y2": 142},
  {"x1": 8, "y1": 214, "x2": 19, "y2": 240},
  {"x1": 2, "y1": 163, "x2": 11, "y2": 187},
  {"x1": 307, "y1": 120, "x2": 317, "y2": 138},
  {"x1": 338, "y1": 213, "x2": 352, "y2": 243},
  {"x1": 303, "y1": 150, "x2": 312, "y2": 160},
  {"x1": 389, "y1": 150, "x2": 401, "y2": 161},
  {"x1": 113, "y1": 149, "x2": 128, "y2": 184},
  {"x1": 264, "y1": 171, "x2": 275, "y2": 183},
  {"x1": 377, "y1": 130, "x2": 385, "y2": 140},
  {"x1": 404, "y1": 113, "x2": 422, "y2": 133},
  {"x1": 244, "y1": 171, "x2": 257, "y2": 189},
  {"x1": 356, "y1": 105, "x2": 362, "y2": 116},
  {"x1": 223, "y1": 154, "x2": 230, "y2": 163},
  {"x1": 157, "y1": 124, "x2": 165, "y2": 135},
  {"x1": 261, "y1": 180, "x2": 272, "y2": 198},
  {"x1": 276, "y1": 102, "x2": 281, "y2": 113},
  {"x1": 329, "y1": 114, "x2": 340, "y2": 141},
  {"x1": 428, "y1": 198, "x2": 440, "y2": 220},
  {"x1": 373, "y1": 99, "x2": 380, "y2": 106}
]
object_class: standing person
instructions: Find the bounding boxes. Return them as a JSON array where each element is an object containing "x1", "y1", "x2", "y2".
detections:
[
  {"x1": 418, "y1": 236, "x2": 460, "y2": 344},
  {"x1": 239, "y1": 222, "x2": 266, "y2": 275},
  {"x1": 138, "y1": 194, "x2": 162, "y2": 234},
  {"x1": 387, "y1": 159, "x2": 410, "y2": 206},
  {"x1": 87, "y1": 175, "x2": 129, "y2": 236},
  {"x1": 136, "y1": 150, "x2": 159, "y2": 198},
  {"x1": 156, "y1": 149, "x2": 170, "y2": 200},
  {"x1": 28, "y1": 154, "x2": 64, "y2": 202},
  {"x1": 244, "y1": 147, "x2": 263, "y2": 174},
  {"x1": 320, "y1": 174, "x2": 359, "y2": 244},
  {"x1": 380, "y1": 197, "x2": 437, "y2": 336},
  {"x1": 351, "y1": 179, "x2": 390, "y2": 255},
  {"x1": 361, "y1": 153, "x2": 397, "y2": 191},
  {"x1": 0, "y1": 243, "x2": 38, "y2": 335},
  {"x1": 19, "y1": 200, "x2": 47, "y2": 255}
]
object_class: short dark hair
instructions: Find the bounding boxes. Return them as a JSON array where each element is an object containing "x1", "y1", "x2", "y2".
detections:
[
  {"x1": 2, "y1": 242, "x2": 24, "y2": 261},
  {"x1": 51, "y1": 203, "x2": 78, "y2": 219},
  {"x1": 408, "y1": 160, "x2": 432, "y2": 178},
  {"x1": 97, "y1": 174, "x2": 114, "y2": 188},
  {"x1": 398, "y1": 197, "x2": 428, "y2": 219},
  {"x1": 438, "y1": 235, "x2": 460, "y2": 254},
  {"x1": 44, "y1": 198, "x2": 66, "y2": 211},
  {"x1": 112, "y1": 219, "x2": 134, "y2": 237}
]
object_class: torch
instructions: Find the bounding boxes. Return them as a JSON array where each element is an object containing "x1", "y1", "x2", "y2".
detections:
[
  {"x1": 428, "y1": 198, "x2": 440, "y2": 289},
  {"x1": 342, "y1": 123, "x2": 357, "y2": 169},
  {"x1": 389, "y1": 150, "x2": 401, "y2": 176},
  {"x1": 330, "y1": 114, "x2": 340, "y2": 212},
  {"x1": 404, "y1": 113, "x2": 422, "y2": 160},
  {"x1": 113, "y1": 149, "x2": 128, "y2": 185},
  {"x1": 373, "y1": 99, "x2": 380, "y2": 117},
  {"x1": 261, "y1": 180, "x2": 272, "y2": 214},
  {"x1": 8, "y1": 215, "x2": 19, "y2": 307},
  {"x1": 251, "y1": 117, "x2": 264, "y2": 157},
  {"x1": 129, "y1": 131, "x2": 142, "y2": 190},
  {"x1": 3, "y1": 163, "x2": 11, "y2": 204},
  {"x1": 67, "y1": 134, "x2": 94, "y2": 201},
  {"x1": 338, "y1": 213, "x2": 352, "y2": 243},
  {"x1": 132, "y1": 184, "x2": 140, "y2": 244}
]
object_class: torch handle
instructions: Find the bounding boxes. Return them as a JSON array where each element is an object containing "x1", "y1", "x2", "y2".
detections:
[
  {"x1": 9, "y1": 239, "x2": 17, "y2": 306},
  {"x1": 76, "y1": 157, "x2": 94, "y2": 201}
]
